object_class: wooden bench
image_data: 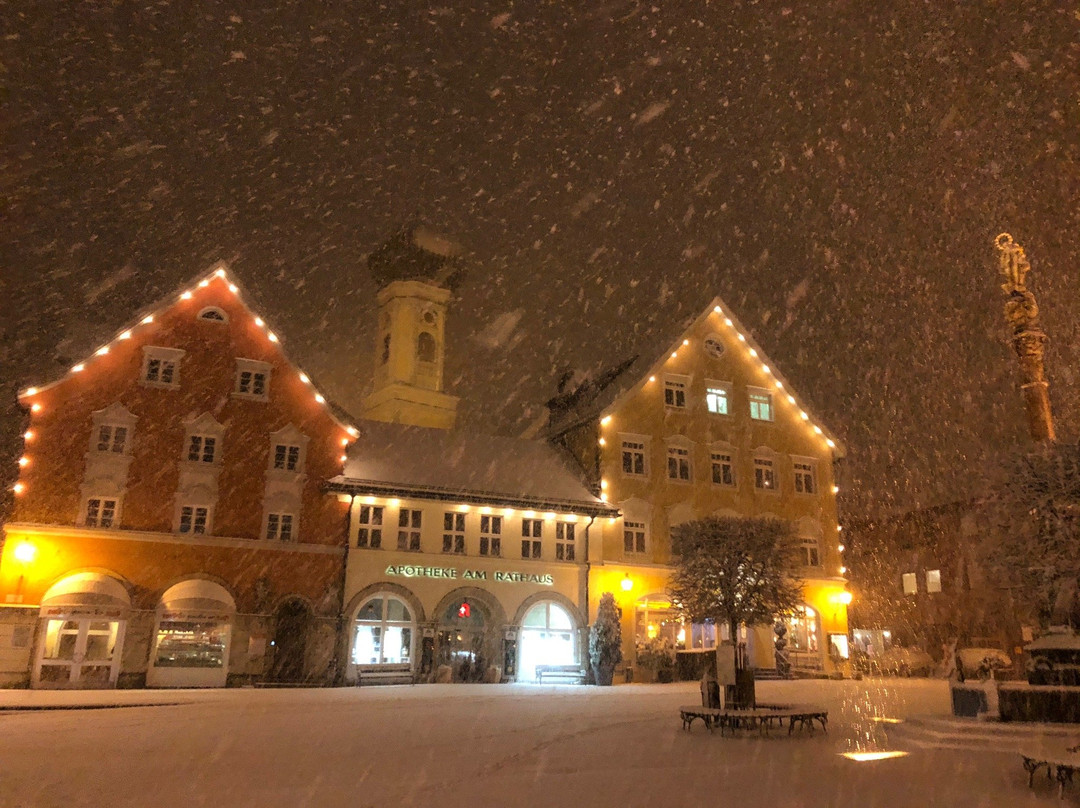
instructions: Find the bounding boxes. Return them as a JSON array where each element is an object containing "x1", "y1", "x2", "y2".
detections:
[
  {"x1": 535, "y1": 664, "x2": 587, "y2": 684},
  {"x1": 679, "y1": 703, "x2": 828, "y2": 736},
  {"x1": 355, "y1": 663, "x2": 414, "y2": 686},
  {"x1": 1021, "y1": 741, "x2": 1080, "y2": 799}
]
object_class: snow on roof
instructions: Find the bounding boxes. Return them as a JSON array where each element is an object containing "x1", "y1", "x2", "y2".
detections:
[
  {"x1": 331, "y1": 420, "x2": 616, "y2": 514},
  {"x1": 544, "y1": 296, "x2": 845, "y2": 457}
]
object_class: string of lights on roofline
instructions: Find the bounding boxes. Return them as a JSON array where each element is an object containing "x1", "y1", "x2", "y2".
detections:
[
  {"x1": 13, "y1": 266, "x2": 359, "y2": 500},
  {"x1": 594, "y1": 301, "x2": 847, "y2": 577},
  {"x1": 352, "y1": 497, "x2": 594, "y2": 522}
]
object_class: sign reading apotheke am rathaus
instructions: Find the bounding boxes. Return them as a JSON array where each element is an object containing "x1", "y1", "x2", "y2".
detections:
[{"x1": 384, "y1": 565, "x2": 554, "y2": 586}]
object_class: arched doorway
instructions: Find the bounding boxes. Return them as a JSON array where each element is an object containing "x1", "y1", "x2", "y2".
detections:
[
  {"x1": 34, "y1": 572, "x2": 130, "y2": 689},
  {"x1": 147, "y1": 579, "x2": 235, "y2": 688},
  {"x1": 437, "y1": 598, "x2": 491, "y2": 682},
  {"x1": 350, "y1": 594, "x2": 416, "y2": 672},
  {"x1": 517, "y1": 601, "x2": 577, "y2": 682},
  {"x1": 269, "y1": 599, "x2": 311, "y2": 683}
]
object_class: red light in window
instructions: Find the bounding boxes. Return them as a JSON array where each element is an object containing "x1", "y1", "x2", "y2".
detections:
[{"x1": 458, "y1": 602, "x2": 470, "y2": 619}]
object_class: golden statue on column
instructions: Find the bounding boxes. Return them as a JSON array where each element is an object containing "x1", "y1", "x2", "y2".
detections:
[{"x1": 995, "y1": 233, "x2": 1055, "y2": 443}]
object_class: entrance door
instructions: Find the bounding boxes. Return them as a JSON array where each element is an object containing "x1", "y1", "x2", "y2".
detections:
[
  {"x1": 37, "y1": 617, "x2": 124, "y2": 688},
  {"x1": 269, "y1": 600, "x2": 310, "y2": 683},
  {"x1": 437, "y1": 599, "x2": 490, "y2": 682}
]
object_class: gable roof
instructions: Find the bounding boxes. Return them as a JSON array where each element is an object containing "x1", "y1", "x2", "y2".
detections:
[
  {"x1": 328, "y1": 420, "x2": 618, "y2": 516},
  {"x1": 544, "y1": 296, "x2": 845, "y2": 458},
  {"x1": 15, "y1": 263, "x2": 360, "y2": 439}
]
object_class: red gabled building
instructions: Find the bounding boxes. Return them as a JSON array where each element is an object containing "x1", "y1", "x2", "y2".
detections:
[{"x1": 2, "y1": 265, "x2": 356, "y2": 688}]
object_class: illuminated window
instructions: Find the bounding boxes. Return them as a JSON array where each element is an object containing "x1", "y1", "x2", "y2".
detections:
[
  {"x1": 620, "y1": 436, "x2": 648, "y2": 477},
  {"x1": 623, "y1": 520, "x2": 647, "y2": 554},
  {"x1": 555, "y1": 522, "x2": 576, "y2": 561},
  {"x1": 902, "y1": 573, "x2": 917, "y2": 595},
  {"x1": 397, "y1": 509, "x2": 422, "y2": 552},
  {"x1": 753, "y1": 456, "x2": 776, "y2": 491},
  {"x1": 352, "y1": 595, "x2": 414, "y2": 667},
  {"x1": 357, "y1": 505, "x2": 383, "y2": 548},
  {"x1": 178, "y1": 505, "x2": 210, "y2": 535},
  {"x1": 84, "y1": 497, "x2": 118, "y2": 529},
  {"x1": 793, "y1": 460, "x2": 816, "y2": 494},
  {"x1": 705, "y1": 382, "x2": 730, "y2": 415},
  {"x1": 926, "y1": 569, "x2": 942, "y2": 593},
  {"x1": 273, "y1": 443, "x2": 301, "y2": 472},
  {"x1": 521, "y1": 519, "x2": 542, "y2": 559},
  {"x1": 141, "y1": 346, "x2": 184, "y2": 388},
  {"x1": 748, "y1": 389, "x2": 773, "y2": 421},
  {"x1": 442, "y1": 512, "x2": 466, "y2": 554},
  {"x1": 667, "y1": 445, "x2": 692, "y2": 482},
  {"x1": 96, "y1": 425, "x2": 128, "y2": 454},
  {"x1": 479, "y1": 515, "x2": 502, "y2": 557},
  {"x1": 187, "y1": 435, "x2": 217, "y2": 464},
  {"x1": 664, "y1": 376, "x2": 689, "y2": 409},
  {"x1": 266, "y1": 513, "x2": 294, "y2": 541},
  {"x1": 710, "y1": 451, "x2": 735, "y2": 487}
]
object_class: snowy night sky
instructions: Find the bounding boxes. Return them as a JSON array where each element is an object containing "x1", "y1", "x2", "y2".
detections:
[{"x1": 2, "y1": 2, "x2": 1079, "y2": 518}]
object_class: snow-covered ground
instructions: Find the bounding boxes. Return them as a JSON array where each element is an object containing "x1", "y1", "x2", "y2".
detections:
[{"x1": 0, "y1": 679, "x2": 1062, "y2": 807}]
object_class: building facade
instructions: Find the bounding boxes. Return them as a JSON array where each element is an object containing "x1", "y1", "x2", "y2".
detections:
[
  {"x1": 549, "y1": 300, "x2": 850, "y2": 676},
  {"x1": 2, "y1": 267, "x2": 354, "y2": 688}
]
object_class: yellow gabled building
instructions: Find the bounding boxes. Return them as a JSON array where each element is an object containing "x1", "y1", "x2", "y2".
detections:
[{"x1": 546, "y1": 298, "x2": 850, "y2": 678}]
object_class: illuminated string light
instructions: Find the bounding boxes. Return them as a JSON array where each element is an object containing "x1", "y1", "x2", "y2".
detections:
[
  {"x1": 214, "y1": 268, "x2": 227, "y2": 278},
  {"x1": 25, "y1": 387, "x2": 38, "y2": 396},
  {"x1": 31, "y1": 403, "x2": 41, "y2": 413},
  {"x1": 18, "y1": 457, "x2": 29, "y2": 467},
  {"x1": 228, "y1": 284, "x2": 238, "y2": 293},
  {"x1": 141, "y1": 315, "x2": 154, "y2": 324},
  {"x1": 23, "y1": 431, "x2": 33, "y2": 441},
  {"x1": 838, "y1": 544, "x2": 845, "y2": 553},
  {"x1": 255, "y1": 317, "x2": 265, "y2": 327},
  {"x1": 71, "y1": 364, "x2": 84, "y2": 373},
  {"x1": 299, "y1": 373, "x2": 310, "y2": 384},
  {"x1": 315, "y1": 393, "x2": 326, "y2": 404},
  {"x1": 180, "y1": 291, "x2": 193, "y2": 300},
  {"x1": 198, "y1": 279, "x2": 209, "y2": 288},
  {"x1": 346, "y1": 426, "x2": 359, "y2": 438},
  {"x1": 670, "y1": 352, "x2": 678, "y2": 358},
  {"x1": 119, "y1": 330, "x2": 132, "y2": 340},
  {"x1": 832, "y1": 485, "x2": 840, "y2": 494},
  {"x1": 748, "y1": 348, "x2": 757, "y2": 357},
  {"x1": 95, "y1": 346, "x2": 109, "y2": 356},
  {"x1": 12, "y1": 483, "x2": 25, "y2": 494},
  {"x1": 267, "y1": 332, "x2": 279, "y2": 343},
  {"x1": 648, "y1": 376, "x2": 656, "y2": 383},
  {"x1": 601, "y1": 416, "x2": 612, "y2": 426},
  {"x1": 598, "y1": 437, "x2": 606, "y2": 446},
  {"x1": 682, "y1": 339, "x2": 689, "y2": 346}
]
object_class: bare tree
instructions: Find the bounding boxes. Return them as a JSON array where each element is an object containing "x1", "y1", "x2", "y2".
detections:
[{"x1": 668, "y1": 516, "x2": 804, "y2": 659}]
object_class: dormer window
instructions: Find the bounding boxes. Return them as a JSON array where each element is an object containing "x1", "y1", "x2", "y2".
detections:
[
  {"x1": 198, "y1": 307, "x2": 228, "y2": 323},
  {"x1": 234, "y1": 359, "x2": 271, "y2": 401},
  {"x1": 268, "y1": 425, "x2": 309, "y2": 475},
  {"x1": 141, "y1": 346, "x2": 184, "y2": 389}
]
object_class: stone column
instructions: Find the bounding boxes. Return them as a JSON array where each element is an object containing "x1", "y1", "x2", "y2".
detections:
[{"x1": 995, "y1": 233, "x2": 1055, "y2": 444}]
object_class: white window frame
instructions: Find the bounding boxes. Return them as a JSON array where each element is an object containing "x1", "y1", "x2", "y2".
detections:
[
  {"x1": 265, "y1": 512, "x2": 296, "y2": 541},
  {"x1": 798, "y1": 536, "x2": 821, "y2": 567},
  {"x1": 521, "y1": 518, "x2": 543, "y2": 559},
  {"x1": 442, "y1": 512, "x2": 466, "y2": 555},
  {"x1": 705, "y1": 380, "x2": 731, "y2": 416},
  {"x1": 623, "y1": 519, "x2": 648, "y2": 555},
  {"x1": 234, "y1": 358, "x2": 272, "y2": 402},
  {"x1": 356, "y1": 504, "x2": 384, "y2": 549},
  {"x1": 479, "y1": 514, "x2": 502, "y2": 557},
  {"x1": 753, "y1": 452, "x2": 778, "y2": 493},
  {"x1": 902, "y1": 573, "x2": 918, "y2": 595},
  {"x1": 397, "y1": 508, "x2": 422, "y2": 552},
  {"x1": 555, "y1": 522, "x2": 576, "y2": 561},
  {"x1": 141, "y1": 346, "x2": 185, "y2": 389},
  {"x1": 666, "y1": 441, "x2": 693, "y2": 483},
  {"x1": 177, "y1": 504, "x2": 212, "y2": 535},
  {"x1": 186, "y1": 433, "x2": 220, "y2": 465},
  {"x1": 792, "y1": 457, "x2": 818, "y2": 495},
  {"x1": 709, "y1": 445, "x2": 736, "y2": 488},
  {"x1": 663, "y1": 374, "x2": 690, "y2": 409},
  {"x1": 748, "y1": 387, "x2": 774, "y2": 422},
  {"x1": 926, "y1": 569, "x2": 942, "y2": 593},
  {"x1": 619, "y1": 433, "x2": 650, "y2": 478},
  {"x1": 82, "y1": 495, "x2": 121, "y2": 529}
]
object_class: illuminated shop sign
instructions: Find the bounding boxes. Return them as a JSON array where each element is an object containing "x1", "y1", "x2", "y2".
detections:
[{"x1": 384, "y1": 565, "x2": 554, "y2": 586}]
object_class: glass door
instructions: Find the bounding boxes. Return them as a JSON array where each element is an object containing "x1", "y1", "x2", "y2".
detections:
[{"x1": 38, "y1": 617, "x2": 123, "y2": 688}]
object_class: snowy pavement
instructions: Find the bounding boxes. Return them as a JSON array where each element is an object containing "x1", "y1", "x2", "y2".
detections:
[{"x1": 0, "y1": 679, "x2": 1068, "y2": 807}]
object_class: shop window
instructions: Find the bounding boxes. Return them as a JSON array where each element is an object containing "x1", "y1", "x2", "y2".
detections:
[
  {"x1": 479, "y1": 515, "x2": 502, "y2": 557},
  {"x1": 357, "y1": 505, "x2": 384, "y2": 548},
  {"x1": 667, "y1": 445, "x2": 691, "y2": 482},
  {"x1": 352, "y1": 595, "x2": 414, "y2": 666},
  {"x1": 178, "y1": 505, "x2": 210, "y2": 535},
  {"x1": 521, "y1": 518, "x2": 542, "y2": 559},
  {"x1": 187, "y1": 434, "x2": 217, "y2": 464},
  {"x1": 926, "y1": 569, "x2": 942, "y2": 593},
  {"x1": 787, "y1": 606, "x2": 819, "y2": 655},
  {"x1": 624, "y1": 520, "x2": 647, "y2": 554},
  {"x1": 555, "y1": 522, "x2": 575, "y2": 561},
  {"x1": 84, "y1": 497, "x2": 118, "y2": 529},
  {"x1": 443, "y1": 512, "x2": 466, "y2": 554},
  {"x1": 902, "y1": 573, "x2": 918, "y2": 595},
  {"x1": 266, "y1": 513, "x2": 295, "y2": 541},
  {"x1": 397, "y1": 509, "x2": 422, "y2": 552},
  {"x1": 705, "y1": 383, "x2": 730, "y2": 415},
  {"x1": 518, "y1": 602, "x2": 577, "y2": 681},
  {"x1": 748, "y1": 388, "x2": 774, "y2": 421},
  {"x1": 664, "y1": 376, "x2": 688, "y2": 409},
  {"x1": 753, "y1": 456, "x2": 776, "y2": 491},
  {"x1": 620, "y1": 436, "x2": 648, "y2": 477},
  {"x1": 710, "y1": 451, "x2": 735, "y2": 487},
  {"x1": 234, "y1": 359, "x2": 271, "y2": 401},
  {"x1": 154, "y1": 620, "x2": 227, "y2": 669},
  {"x1": 793, "y1": 460, "x2": 816, "y2": 494}
]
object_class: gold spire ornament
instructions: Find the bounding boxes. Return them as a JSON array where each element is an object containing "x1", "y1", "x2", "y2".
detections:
[{"x1": 995, "y1": 233, "x2": 1055, "y2": 443}]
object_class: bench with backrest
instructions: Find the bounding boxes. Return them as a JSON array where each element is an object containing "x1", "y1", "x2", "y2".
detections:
[
  {"x1": 355, "y1": 663, "x2": 414, "y2": 686},
  {"x1": 535, "y1": 664, "x2": 587, "y2": 684}
]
